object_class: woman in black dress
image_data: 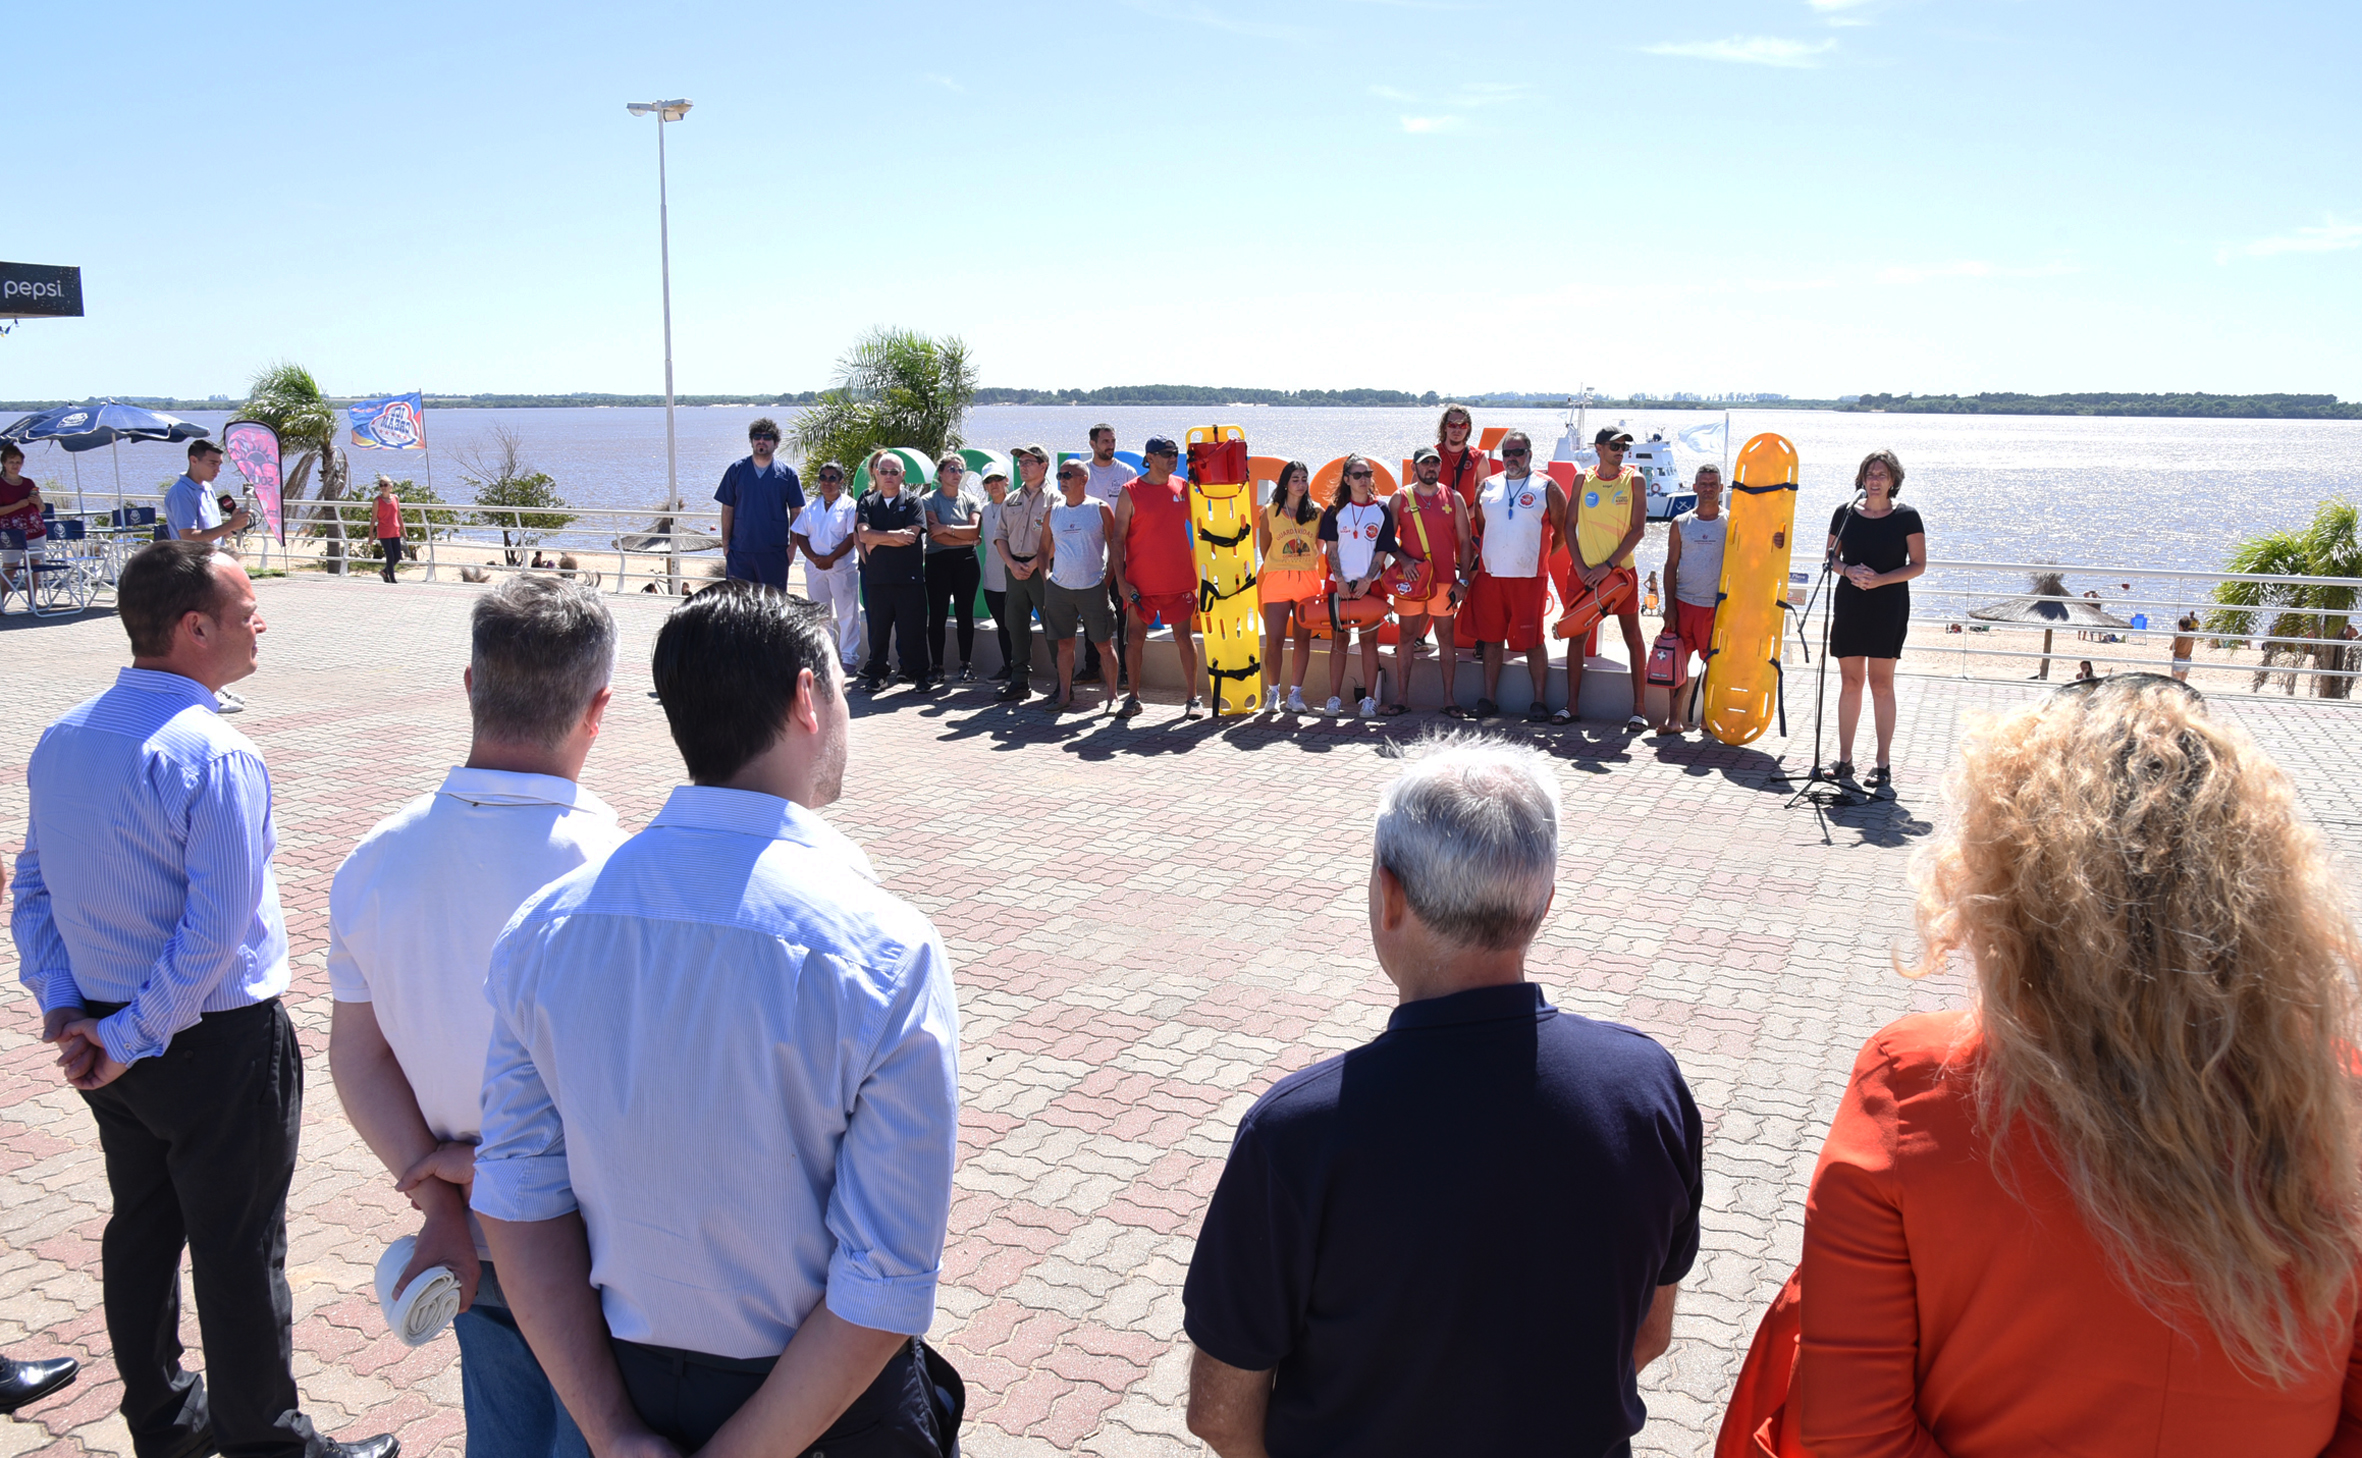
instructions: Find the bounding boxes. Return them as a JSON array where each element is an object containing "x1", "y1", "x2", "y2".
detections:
[{"x1": 1826, "y1": 450, "x2": 1926, "y2": 794}]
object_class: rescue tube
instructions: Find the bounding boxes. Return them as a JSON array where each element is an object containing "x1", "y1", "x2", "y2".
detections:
[
  {"x1": 1552, "y1": 565, "x2": 1638, "y2": 640},
  {"x1": 1188, "y1": 424, "x2": 1263, "y2": 716},
  {"x1": 1699, "y1": 433, "x2": 1800, "y2": 747}
]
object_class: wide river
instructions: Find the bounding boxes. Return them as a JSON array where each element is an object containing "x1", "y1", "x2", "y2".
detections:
[{"x1": 26, "y1": 405, "x2": 2360, "y2": 605}]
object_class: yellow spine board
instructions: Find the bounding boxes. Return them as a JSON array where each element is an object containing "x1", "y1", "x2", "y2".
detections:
[
  {"x1": 1700, "y1": 432, "x2": 1801, "y2": 747},
  {"x1": 1188, "y1": 424, "x2": 1263, "y2": 715}
]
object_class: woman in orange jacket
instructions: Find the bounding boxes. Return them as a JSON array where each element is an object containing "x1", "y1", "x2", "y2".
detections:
[{"x1": 1721, "y1": 672, "x2": 2362, "y2": 1458}]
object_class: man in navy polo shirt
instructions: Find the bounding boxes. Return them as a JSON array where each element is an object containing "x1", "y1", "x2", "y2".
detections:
[
  {"x1": 1183, "y1": 733, "x2": 1703, "y2": 1458},
  {"x1": 714, "y1": 417, "x2": 804, "y2": 588}
]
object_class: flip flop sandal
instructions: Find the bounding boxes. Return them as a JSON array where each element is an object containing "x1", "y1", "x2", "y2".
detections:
[
  {"x1": 1378, "y1": 702, "x2": 1410, "y2": 717},
  {"x1": 1441, "y1": 704, "x2": 1470, "y2": 720},
  {"x1": 1475, "y1": 698, "x2": 1500, "y2": 718},
  {"x1": 1550, "y1": 709, "x2": 1574, "y2": 725},
  {"x1": 1525, "y1": 704, "x2": 1552, "y2": 724}
]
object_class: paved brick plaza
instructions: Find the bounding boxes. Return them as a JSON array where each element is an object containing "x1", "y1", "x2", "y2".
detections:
[{"x1": 4, "y1": 577, "x2": 2357, "y2": 1458}]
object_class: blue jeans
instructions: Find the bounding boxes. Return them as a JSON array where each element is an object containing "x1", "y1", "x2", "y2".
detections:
[{"x1": 455, "y1": 1289, "x2": 589, "y2": 1458}]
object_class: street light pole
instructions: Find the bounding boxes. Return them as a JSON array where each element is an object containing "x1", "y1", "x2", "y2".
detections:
[{"x1": 627, "y1": 98, "x2": 692, "y2": 592}]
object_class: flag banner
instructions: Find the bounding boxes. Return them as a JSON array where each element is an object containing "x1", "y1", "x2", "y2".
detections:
[
  {"x1": 1677, "y1": 420, "x2": 1726, "y2": 454},
  {"x1": 349, "y1": 392, "x2": 427, "y2": 451},
  {"x1": 223, "y1": 420, "x2": 285, "y2": 544}
]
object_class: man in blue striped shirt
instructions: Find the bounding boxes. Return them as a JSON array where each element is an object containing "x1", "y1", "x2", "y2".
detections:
[
  {"x1": 472, "y1": 588, "x2": 962, "y2": 1458},
  {"x1": 11, "y1": 541, "x2": 396, "y2": 1458}
]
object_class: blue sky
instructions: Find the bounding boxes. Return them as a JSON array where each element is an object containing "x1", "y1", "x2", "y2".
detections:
[{"x1": 4, "y1": 0, "x2": 2356, "y2": 401}]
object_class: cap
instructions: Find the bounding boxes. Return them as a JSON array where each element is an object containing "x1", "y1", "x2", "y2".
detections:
[
  {"x1": 982, "y1": 468, "x2": 1009, "y2": 482},
  {"x1": 1143, "y1": 435, "x2": 1180, "y2": 456},
  {"x1": 1594, "y1": 427, "x2": 1634, "y2": 447},
  {"x1": 1411, "y1": 445, "x2": 1441, "y2": 464},
  {"x1": 1013, "y1": 443, "x2": 1050, "y2": 463}
]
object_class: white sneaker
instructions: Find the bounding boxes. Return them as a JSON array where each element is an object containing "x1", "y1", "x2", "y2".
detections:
[
  {"x1": 1286, "y1": 688, "x2": 1308, "y2": 713},
  {"x1": 1263, "y1": 687, "x2": 1281, "y2": 713},
  {"x1": 1358, "y1": 697, "x2": 1378, "y2": 718},
  {"x1": 215, "y1": 690, "x2": 245, "y2": 714},
  {"x1": 1325, "y1": 696, "x2": 1344, "y2": 714}
]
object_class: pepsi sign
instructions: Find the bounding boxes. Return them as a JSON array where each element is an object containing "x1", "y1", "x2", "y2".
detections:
[{"x1": 0, "y1": 262, "x2": 83, "y2": 319}]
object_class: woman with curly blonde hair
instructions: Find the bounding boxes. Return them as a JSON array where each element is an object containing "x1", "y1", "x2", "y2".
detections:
[{"x1": 1719, "y1": 673, "x2": 2362, "y2": 1458}]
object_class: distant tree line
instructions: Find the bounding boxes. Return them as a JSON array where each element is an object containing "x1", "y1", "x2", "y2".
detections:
[
  {"x1": 972, "y1": 385, "x2": 1443, "y2": 408},
  {"x1": 1837, "y1": 392, "x2": 2362, "y2": 419}
]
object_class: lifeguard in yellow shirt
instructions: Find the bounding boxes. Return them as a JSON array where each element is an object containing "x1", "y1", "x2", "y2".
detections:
[{"x1": 1562, "y1": 427, "x2": 1650, "y2": 729}]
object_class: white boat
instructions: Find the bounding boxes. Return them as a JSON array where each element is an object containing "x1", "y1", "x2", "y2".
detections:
[{"x1": 1548, "y1": 389, "x2": 1698, "y2": 521}]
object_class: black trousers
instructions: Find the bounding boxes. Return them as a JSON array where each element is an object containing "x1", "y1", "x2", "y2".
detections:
[
  {"x1": 862, "y1": 576, "x2": 929, "y2": 681},
  {"x1": 379, "y1": 536, "x2": 403, "y2": 582},
  {"x1": 80, "y1": 998, "x2": 321, "y2": 1458},
  {"x1": 1082, "y1": 581, "x2": 1129, "y2": 679},
  {"x1": 982, "y1": 588, "x2": 1012, "y2": 674},
  {"x1": 612, "y1": 1336, "x2": 954, "y2": 1456},
  {"x1": 924, "y1": 551, "x2": 980, "y2": 672}
]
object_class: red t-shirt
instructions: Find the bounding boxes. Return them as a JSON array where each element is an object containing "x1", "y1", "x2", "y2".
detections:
[
  {"x1": 0, "y1": 477, "x2": 45, "y2": 539},
  {"x1": 374, "y1": 495, "x2": 401, "y2": 537},
  {"x1": 1123, "y1": 477, "x2": 1197, "y2": 597}
]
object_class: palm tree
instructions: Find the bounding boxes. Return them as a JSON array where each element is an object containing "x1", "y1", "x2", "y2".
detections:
[
  {"x1": 790, "y1": 328, "x2": 978, "y2": 485},
  {"x1": 2205, "y1": 498, "x2": 2360, "y2": 697},
  {"x1": 241, "y1": 363, "x2": 354, "y2": 572}
]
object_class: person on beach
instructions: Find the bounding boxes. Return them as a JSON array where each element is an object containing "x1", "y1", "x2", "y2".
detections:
[
  {"x1": 1465, "y1": 432, "x2": 1565, "y2": 722},
  {"x1": 2074, "y1": 660, "x2": 2097, "y2": 682},
  {"x1": 164, "y1": 440, "x2": 251, "y2": 547},
  {"x1": 1110, "y1": 436, "x2": 1204, "y2": 719},
  {"x1": 713, "y1": 418, "x2": 804, "y2": 590},
  {"x1": 855, "y1": 452, "x2": 931, "y2": 693},
  {"x1": 993, "y1": 445, "x2": 1055, "y2": 702},
  {"x1": 1185, "y1": 733, "x2": 1701, "y2": 1458},
  {"x1": 1564, "y1": 427, "x2": 1651, "y2": 730},
  {"x1": 1719, "y1": 674, "x2": 2362, "y2": 1458},
  {"x1": 1040, "y1": 459, "x2": 1121, "y2": 714},
  {"x1": 1319, "y1": 454, "x2": 1397, "y2": 718},
  {"x1": 1257, "y1": 460, "x2": 1324, "y2": 714},
  {"x1": 792, "y1": 462, "x2": 862, "y2": 672},
  {"x1": 976, "y1": 470, "x2": 1014, "y2": 682},
  {"x1": 2171, "y1": 613, "x2": 2199, "y2": 682},
  {"x1": 327, "y1": 575, "x2": 624, "y2": 1458},
  {"x1": 1827, "y1": 449, "x2": 1927, "y2": 796},
  {"x1": 1436, "y1": 403, "x2": 1486, "y2": 508},
  {"x1": 13, "y1": 541, "x2": 395, "y2": 1458},
  {"x1": 472, "y1": 588, "x2": 961, "y2": 1457},
  {"x1": 1388, "y1": 446, "x2": 1473, "y2": 718},
  {"x1": 1657, "y1": 465, "x2": 1726, "y2": 734},
  {"x1": 1081, "y1": 424, "x2": 1137, "y2": 688},
  {"x1": 372, "y1": 476, "x2": 405, "y2": 584},
  {"x1": 922, "y1": 455, "x2": 982, "y2": 684}
]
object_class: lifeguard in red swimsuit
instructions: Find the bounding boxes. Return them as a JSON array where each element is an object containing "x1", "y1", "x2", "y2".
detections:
[{"x1": 1110, "y1": 436, "x2": 1205, "y2": 719}]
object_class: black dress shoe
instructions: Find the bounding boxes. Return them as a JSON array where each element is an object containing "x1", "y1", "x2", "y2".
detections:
[
  {"x1": 322, "y1": 1436, "x2": 399, "y2": 1458},
  {"x1": 0, "y1": 1353, "x2": 79, "y2": 1413}
]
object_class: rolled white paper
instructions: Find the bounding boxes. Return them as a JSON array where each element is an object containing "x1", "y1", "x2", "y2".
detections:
[{"x1": 374, "y1": 1235, "x2": 463, "y2": 1347}]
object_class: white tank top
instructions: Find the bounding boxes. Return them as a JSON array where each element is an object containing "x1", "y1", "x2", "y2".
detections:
[
  {"x1": 1048, "y1": 500, "x2": 1108, "y2": 589},
  {"x1": 1478, "y1": 473, "x2": 1548, "y2": 578}
]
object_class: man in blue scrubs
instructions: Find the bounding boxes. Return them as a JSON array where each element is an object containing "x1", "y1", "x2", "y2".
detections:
[{"x1": 714, "y1": 418, "x2": 804, "y2": 588}]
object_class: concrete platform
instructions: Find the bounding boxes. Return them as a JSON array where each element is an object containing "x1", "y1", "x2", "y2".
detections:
[{"x1": 4, "y1": 576, "x2": 2357, "y2": 1456}]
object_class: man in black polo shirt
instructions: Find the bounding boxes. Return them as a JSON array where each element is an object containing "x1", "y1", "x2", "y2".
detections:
[
  {"x1": 1183, "y1": 733, "x2": 1702, "y2": 1458},
  {"x1": 854, "y1": 451, "x2": 930, "y2": 691}
]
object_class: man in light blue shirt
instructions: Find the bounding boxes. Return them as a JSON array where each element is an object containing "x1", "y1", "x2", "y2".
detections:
[
  {"x1": 11, "y1": 540, "x2": 395, "y2": 1458},
  {"x1": 473, "y1": 588, "x2": 962, "y2": 1458},
  {"x1": 162, "y1": 439, "x2": 249, "y2": 545}
]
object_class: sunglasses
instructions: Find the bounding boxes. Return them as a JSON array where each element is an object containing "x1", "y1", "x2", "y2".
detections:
[
  {"x1": 1501, "y1": 447, "x2": 1530, "y2": 458},
  {"x1": 751, "y1": 434, "x2": 779, "y2": 443},
  {"x1": 818, "y1": 473, "x2": 844, "y2": 482},
  {"x1": 1346, "y1": 469, "x2": 1373, "y2": 480}
]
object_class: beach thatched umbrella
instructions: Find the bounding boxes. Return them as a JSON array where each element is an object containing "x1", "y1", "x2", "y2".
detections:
[{"x1": 1970, "y1": 570, "x2": 2134, "y2": 679}]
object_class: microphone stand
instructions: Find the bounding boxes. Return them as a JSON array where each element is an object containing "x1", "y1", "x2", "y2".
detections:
[{"x1": 1780, "y1": 491, "x2": 1866, "y2": 811}]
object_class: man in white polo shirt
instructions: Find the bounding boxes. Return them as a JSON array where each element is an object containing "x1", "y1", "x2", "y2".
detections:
[
  {"x1": 792, "y1": 459, "x2": 862, "y2": 669},
  {"x1": 326, "y1": 575, "x2": 626, "y2": 1457}
]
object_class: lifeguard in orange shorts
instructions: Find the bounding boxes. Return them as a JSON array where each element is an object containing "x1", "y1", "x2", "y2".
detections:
[
  {"x1": 1387, "y1": 446, "x2": 1473, "y2": 717},
  {"x1": 1465, "y1": 431, "x2": 1566, "y2": 722},
  {"x1": 1110, "y1": 436, "x2": 1204, "y2": 719},
  {"x1": 1256, "y1": 460, "x2": 1324, "y2": 714}
]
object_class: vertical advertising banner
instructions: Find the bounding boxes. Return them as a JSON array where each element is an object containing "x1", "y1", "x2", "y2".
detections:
[
  {"x1": 223, "y1": 420, "x2": 284, "y2": 544},
  {"x1": 348, "y1": 392, "x2": 426, "y2": 451}
]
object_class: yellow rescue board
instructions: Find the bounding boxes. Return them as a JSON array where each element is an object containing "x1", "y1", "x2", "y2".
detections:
[
  {"x1": 1700, "y1": 433, "x2": 1800, "y2": 747},
  {"x1": 1188, "y1": 424, "x2": 1264, "y2": 715}
]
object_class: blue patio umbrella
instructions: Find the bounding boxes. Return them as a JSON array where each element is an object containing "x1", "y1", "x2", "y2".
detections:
[{"x1": 1, "y1": 399, "x2": 213, "y2": 511}]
